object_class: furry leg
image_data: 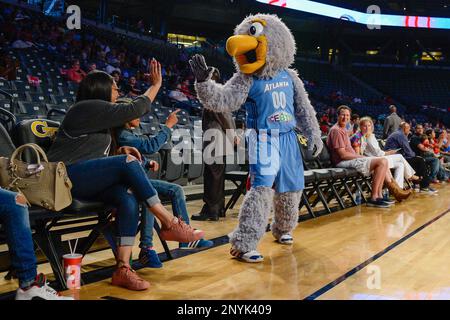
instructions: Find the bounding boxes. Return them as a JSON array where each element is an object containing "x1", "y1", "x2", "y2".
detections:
[
  {"x1": 271, "y1": 190, "x2": 302, "y2": 241},
  {"x1": 229, "y1": 186, "x2": 274, "y2": 253}
]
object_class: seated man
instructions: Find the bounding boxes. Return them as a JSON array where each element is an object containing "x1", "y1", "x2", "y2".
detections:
[
  {"x1": 326, "y1": 105, "x2": 394, "y2": 208},
  {"x1": 385, "y1": 122, "x2": 437, "y2": 193},
  {"x1": 168, "y1": 84, "x2": 194, "y2": 111},
  {"x1": 409, "y1": 124, "x2": 441, "y2": 184},
  {"x1": 111, "y1": 99, "x2": 213, "y2": 268},
  {"x1": 0, "y1": 188, "x2": 73, "y2": 300}
]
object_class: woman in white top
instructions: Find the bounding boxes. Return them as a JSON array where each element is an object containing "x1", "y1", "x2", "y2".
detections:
[{"x1": 352, "y1": 117, "x2": 416, "y2": 189}]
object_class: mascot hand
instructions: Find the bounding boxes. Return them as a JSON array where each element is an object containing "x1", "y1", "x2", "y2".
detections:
[
  {"x1": 189, "y1": 54, "x2": 214, "y2": 82},
  {"x1": 308, "y1": 135, "x2": 323, "y2": 158}
]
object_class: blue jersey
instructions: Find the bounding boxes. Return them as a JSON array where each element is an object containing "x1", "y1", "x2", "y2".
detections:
[
  {"x1": 243, "y1": 70, "x2": 304, "y2": 193},
  {"x1": 245, "y1": 70, "x2": 296, "y2": 133}
]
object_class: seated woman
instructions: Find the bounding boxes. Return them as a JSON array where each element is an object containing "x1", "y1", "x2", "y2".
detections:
[
  {"x1": 351, "y1": 117, "x2": 416, "y2": 191},
  {"x1": 47, "y1": 60, "x2": 205, "y2": 291},
  {"x1": 0, "y1": 188, "x2": 73, "y2": 300},
  {"x1": 111, "y1": 98, "x2": 213, "y2": 268}
]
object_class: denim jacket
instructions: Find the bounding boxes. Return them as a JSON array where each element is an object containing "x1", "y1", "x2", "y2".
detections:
[{"x1": 116, "y1": 126, "x2": 171, "y2": 168}]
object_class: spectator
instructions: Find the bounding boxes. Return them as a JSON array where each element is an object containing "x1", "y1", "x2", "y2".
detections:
[
  {"x1": 319, "y1": 113, "x2": 330, "y2": 135},
  {"x1": 440, "y1": 130, "x2": 450, "y2": 163},
  {"x1": 426, "y1": 129, "x2": 449, "y2": 182},
  {"x1": 47, "y1": 63, "x2": 205, "y2": 291},
  {"x1": 327, "y1": 105, "x2": 395, "y2": 208},
  {"x1": 110, "y1": 70, "x2": 124, "y2": 95},
  {"x1": 383, "y1": 105, "x2": 402, "y2": 139},
  {"x1": 66, "y1": 59, "x2": 86, "y2": 84},
  {"x1": 168, "y1": 83, "x2": 193, "y2": 111},
  {"x1": 11, "y1": 34, "x2": 34, "y2": 48},
  {"x1": 0, "y1": 188, "x2": 73, "y2": 300},
  {"x1": 385, "y1": 123, "x2": 437, "y2": 193},
  {"x1": 105, "y1": 61, "x2": 121, "y2": 75},
  {"x1": 350, "y1": 113, "x2": 360, "y2": 134},
  {"x1": 87, "y1": 62, "x2": 97, "y2": 73},
  {"x1": 124, "y1": 76, "x2": 143, "y2": 98},
  {"x1": 192, "y1": 69, "x2": 240, "y2": 221},
  {"x1": 352, "y1": 117, "x2": 416, "y2": 191},
  {"x1": 409, "y1": 125, "x2": 441, "y2": 183},
  {"x1": 0, "y1": 50, "x2": 19, "y2": 80}
]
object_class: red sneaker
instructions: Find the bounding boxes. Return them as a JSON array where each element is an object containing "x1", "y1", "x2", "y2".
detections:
[
  {"x1": 111, "y1": 266, "x2": 150, "y2": 291},
  {"x1": 160, "y1": 217, "x2": 204, "y2": 242}
]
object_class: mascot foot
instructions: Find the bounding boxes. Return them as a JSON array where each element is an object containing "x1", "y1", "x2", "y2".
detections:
[
  {"x1": 277, "y1": 234, "x2": 294, "y2": 245},
  {"x1": 230, "y1": 248, "x2": 264, "y2": 263}
]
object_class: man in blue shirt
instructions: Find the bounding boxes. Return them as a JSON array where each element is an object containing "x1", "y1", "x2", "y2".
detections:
[{"x1": 385, "y1": 122, "x2": 436, "y2": 193}]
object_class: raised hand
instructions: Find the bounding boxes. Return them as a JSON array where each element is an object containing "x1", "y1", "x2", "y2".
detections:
[
  {"x1": 149, "y1": 58, "x2": 162, "y2": 88},
  {"x1": 189, "y1": 54, "x2": 213, "y2": 82}
]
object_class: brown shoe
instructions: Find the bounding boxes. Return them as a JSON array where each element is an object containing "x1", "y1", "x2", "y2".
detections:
[
  {"x1": 111, "y1": 266, "x2": 150, "y2": 291},
  {"x1": 160, "y1": 217, "x2": 205, "y2": 242},
  {"x1": 385, "y1": 180, "x2": 412, "y2": 202}
]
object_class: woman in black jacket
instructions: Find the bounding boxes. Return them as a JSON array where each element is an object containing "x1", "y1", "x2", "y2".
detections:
[{"x1": 48, "y1": 60, "x2": 204, "y2": 291}]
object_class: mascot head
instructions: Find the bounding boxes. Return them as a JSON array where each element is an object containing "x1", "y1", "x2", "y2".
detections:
[{"x1": 226, "y1": 14, "x2": 296, "y2": 79}]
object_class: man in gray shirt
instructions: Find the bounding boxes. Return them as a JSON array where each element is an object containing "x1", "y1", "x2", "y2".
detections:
[{"x1": 383, "y1": 105, "x2": 402, "y2": 139}]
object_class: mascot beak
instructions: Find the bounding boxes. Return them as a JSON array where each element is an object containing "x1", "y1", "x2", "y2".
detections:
[{"x1": 226, "y1": 35, "x2": 267, "y2": 74}]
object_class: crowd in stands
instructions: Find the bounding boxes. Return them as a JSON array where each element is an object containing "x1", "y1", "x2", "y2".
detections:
[{"x1": 0, "y1": 4, "x2": 202, "y2": 113}]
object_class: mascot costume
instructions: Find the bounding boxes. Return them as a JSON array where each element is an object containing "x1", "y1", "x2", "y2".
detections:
[{"x1": 189, "y1": 14, "x2": 323, "y2": 263}]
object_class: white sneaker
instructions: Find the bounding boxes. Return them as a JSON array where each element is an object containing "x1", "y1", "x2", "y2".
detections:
[
  {"x1": 16, "y1": 274, "x2": 74, "y2": 300},
  {"x1": 277, "y1": 234, "x2": 294, "y2": 245},
  {"x1": 230, "y1": 248, "x2": 264, "y2": 263}
]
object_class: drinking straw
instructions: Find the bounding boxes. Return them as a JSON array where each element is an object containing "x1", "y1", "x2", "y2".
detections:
[
  {"x1": 73, "y1": 238, "x2": 79, "y2": 255},
  {"x1": 68, "y1": 239, "x2": 73, "y2": 255}
]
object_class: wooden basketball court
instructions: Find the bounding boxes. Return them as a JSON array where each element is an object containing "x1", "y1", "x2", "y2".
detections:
[{"x1": 50, "y1": 184, "x2": 449, "y2": 300}]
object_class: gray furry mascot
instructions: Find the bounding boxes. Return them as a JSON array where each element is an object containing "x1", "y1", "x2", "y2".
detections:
[{"x1": 189, "y1": 14, "x2": 323, "y2": 263}]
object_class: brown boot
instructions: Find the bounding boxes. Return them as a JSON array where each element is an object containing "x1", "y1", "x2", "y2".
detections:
[{"x1": 385, "y1": 180, "x2": 412, "y2": 202}]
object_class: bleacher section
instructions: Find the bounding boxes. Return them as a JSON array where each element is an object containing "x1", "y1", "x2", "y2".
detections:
[
  {"x1": 351, "y1": 64, "x2": 450, "y2": 123},
  {"x1": 295, "y1": 58, "x2": 403, "y2": 121}
]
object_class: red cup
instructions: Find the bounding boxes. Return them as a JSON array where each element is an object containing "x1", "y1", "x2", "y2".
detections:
[{"x1": 63, "y1": 254, "x2": 83, "y2": 289}]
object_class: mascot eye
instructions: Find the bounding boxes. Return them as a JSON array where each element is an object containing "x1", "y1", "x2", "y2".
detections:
[{"x1": 249, "y1": 22, "x2": 264, "y2": 37}]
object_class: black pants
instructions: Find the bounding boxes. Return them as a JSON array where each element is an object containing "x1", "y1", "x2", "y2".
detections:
[
  {"x1": 202, "y1": 158, "x2": 226, "y2": 217},
  {"x1": 406, "y1": 156, "x2": 430, "y2": 188}
]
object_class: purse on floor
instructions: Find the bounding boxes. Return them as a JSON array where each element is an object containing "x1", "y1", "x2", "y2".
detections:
[{"x1": 0, "y1": 143, "x2": 73, "y2": 211}]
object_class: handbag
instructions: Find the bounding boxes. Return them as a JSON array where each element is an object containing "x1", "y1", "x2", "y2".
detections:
[{"x1": 0, "y1": 143, "x2": 73, "y2": 211}]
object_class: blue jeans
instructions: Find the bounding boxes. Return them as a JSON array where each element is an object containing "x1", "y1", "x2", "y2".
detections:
[
  {"x1": 67, "y1": 155, "x2": 161, "y2": 246},
  {"x1": 424, "y1": 157, "x2": 440, "y2": 180},
  {"x1": 0, "y1": 189, "x2": 37, "y2": 288},
  {"x1": 140, "y1": 180, "x2": 190, "y2": 248},
  {"x1": 437, "y1": 163, "x2": 448, "y2": 181}
]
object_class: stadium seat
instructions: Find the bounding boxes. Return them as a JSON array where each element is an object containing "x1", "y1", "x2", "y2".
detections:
[
  {"x1": 11, "y1": 118, "x2": 60, "y2": 160},
  {"x1": 50, "y1": 94, "x2": 73, "y2": 108},
  {"x1": 26, "y1": 92, "x2": 50, "y2": 104},
  {"x1": 0, "y1": 123, "x2": 15, "y2": 157},
  {"x1": 17, "y1": 101, "x2": 48, "y2": 119},
  {"x1": 0, "y1": 107, "x2": 17, "y2": 133},
  {"x1": 186, "y1": 144, "x2": 203, "y2": 181}
]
